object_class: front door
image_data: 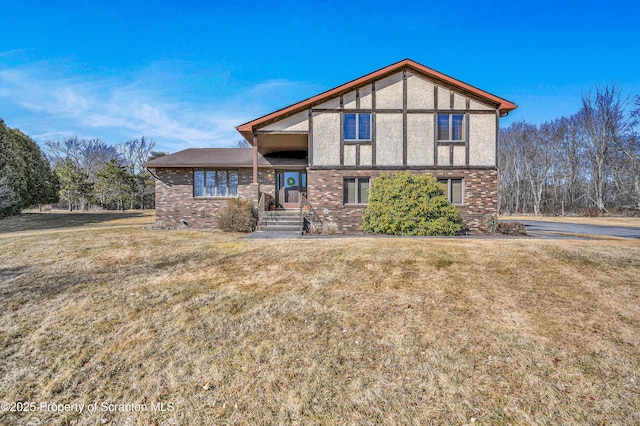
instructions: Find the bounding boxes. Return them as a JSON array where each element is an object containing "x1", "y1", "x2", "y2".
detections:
[{"x1": 277, "y1": 171, "x2": 307, "y2": 209}]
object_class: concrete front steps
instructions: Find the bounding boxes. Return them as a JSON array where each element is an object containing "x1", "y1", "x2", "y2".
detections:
[{"x1": 258, "y1": 209, "x2": 302, "y2": 232}]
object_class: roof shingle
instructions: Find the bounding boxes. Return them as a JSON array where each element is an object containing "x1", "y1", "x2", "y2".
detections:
[{"x1": 142, "y1": 148, "x2": 307, "y2": 168}]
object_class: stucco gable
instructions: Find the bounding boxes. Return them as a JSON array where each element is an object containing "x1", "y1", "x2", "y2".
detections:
[
  {"x1": 237, "y1": 58, "x2": 516, "y2": 140},
  {"x1": 260, "y1": 110, "x2": 308, "y2": 132}
]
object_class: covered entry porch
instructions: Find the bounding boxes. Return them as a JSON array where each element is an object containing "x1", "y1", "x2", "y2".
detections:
[{"x1": 240, "y1": 127, "x2": 322, "y2": 233}]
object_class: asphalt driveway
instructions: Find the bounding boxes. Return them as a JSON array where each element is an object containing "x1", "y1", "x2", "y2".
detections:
[{"x1": 520, "y1": 220, "x2": 640, "y2": 240}]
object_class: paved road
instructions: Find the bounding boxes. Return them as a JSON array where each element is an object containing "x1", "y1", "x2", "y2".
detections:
[{"x1": 520, "y1": 220, "x2": 640, "y2": 240}]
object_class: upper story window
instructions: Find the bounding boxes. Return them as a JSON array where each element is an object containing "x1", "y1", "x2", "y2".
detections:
[
  {"x1": 344, "y1": 113, "x2": 371, "y2": 141},
  {"x1": 437, "y1": 114, "x2": 465, "y2": 141},
  {"x1": 344, "y1": 177, "x2": 370, "y2": 205},
  {"x1": 194, "y1": 170, "x2": 238, "y2": 197}
]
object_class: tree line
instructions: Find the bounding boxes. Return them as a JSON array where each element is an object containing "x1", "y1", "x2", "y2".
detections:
[
  {"x1": 45, "y1": 136, "x2": 163, "y2": 211},
  {"x1": 3, "y1": 85, "x2": 640, "y2": 219},
  {"x1": 1, "y1": 116, "x2": 165, "y2": 217},
  {"x1": 499, "y1": 86, "x2": 640, "y2": 216}
]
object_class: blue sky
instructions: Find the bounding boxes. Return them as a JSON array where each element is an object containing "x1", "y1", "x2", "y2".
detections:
[{"x1": 1, "y1": 0, "x2": 639, "y2": 153}]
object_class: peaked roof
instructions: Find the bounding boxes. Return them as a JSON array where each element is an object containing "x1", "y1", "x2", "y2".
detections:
[{"x1": 237, "y1": 58, "x2": 517, "y2": 134}]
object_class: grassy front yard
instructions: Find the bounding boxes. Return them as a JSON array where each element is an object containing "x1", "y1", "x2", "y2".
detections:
[
  {"x1": 503, "y1": 215, "x2": 640, "y2": 228},
  {"x1": 1, "y1": 211, "x2": 639, "y2": 424}
]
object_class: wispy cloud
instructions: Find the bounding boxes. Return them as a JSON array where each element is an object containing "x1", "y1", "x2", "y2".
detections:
[
  {"x1": 0, "y1": 49, "x2": 30, "y2": 58},
  {"x1": 0, "y1": 60, "x2": 319, "y2": 153}
]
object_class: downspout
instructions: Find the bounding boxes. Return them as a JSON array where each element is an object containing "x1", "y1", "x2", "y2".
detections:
[{"x1": 145, "y1": 167, "x2": 159, "y2": 180}]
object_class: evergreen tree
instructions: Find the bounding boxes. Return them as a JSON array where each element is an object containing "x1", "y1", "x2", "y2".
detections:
[
  {"x1": 94, "y1": 159, "x2": 135, "y2": 211},
  {"x1": 0, "y1": 118, "x2": 59, "y2": 217},
  {"x1": 55, "y1": 158, "x2": 92, "y2": 211}
]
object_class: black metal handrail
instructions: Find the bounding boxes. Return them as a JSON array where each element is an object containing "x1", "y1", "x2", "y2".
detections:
[
  {"x1": 257, "y1": 192, "x2": 266, "y2": 230},
  {"x1": 300, "y1": 193, "x2": 322, "y2": 234}
]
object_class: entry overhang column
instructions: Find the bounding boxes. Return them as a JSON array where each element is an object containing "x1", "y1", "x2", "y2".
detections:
[{"x1": 252, "y1": 133, "x2": 258, "y2": 184}]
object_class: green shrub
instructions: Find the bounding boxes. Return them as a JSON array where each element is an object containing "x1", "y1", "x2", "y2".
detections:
[
  {"x1": 361, "y1": 172, "x2": 465, "y2": 236},
  {"x1": 218, "y1": 199, "x2": 257, "y2": 233}
]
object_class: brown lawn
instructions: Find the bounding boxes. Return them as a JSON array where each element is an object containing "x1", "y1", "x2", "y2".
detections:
[
  {"x1": 1, "y1": 211, "x2": 639, "y2": 424},
  {"x1": 503, "y1": 215, "x2": 640, "y2": 228}
]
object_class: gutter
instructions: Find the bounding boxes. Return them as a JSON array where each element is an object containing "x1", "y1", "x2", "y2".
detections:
[{"x1": 145, "y1": 167, "x2": 159, "y2": 180}]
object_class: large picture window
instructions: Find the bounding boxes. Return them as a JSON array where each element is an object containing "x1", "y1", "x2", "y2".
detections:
[
  {"x1": 344, "y1": 177, "x2": 370, "y2": 205},
  {"x1": 194, "y1": 170, "x2": 238, "y2": 197},
  {"x1": 437, "y1": 114, "x2": 465, "y2": 141},
  {"x1": 344, "y1": 113, "x2": 371, "y2": 141},
  {"x1": 438, "y1": 178, "x2": 463, "y2": 205}
]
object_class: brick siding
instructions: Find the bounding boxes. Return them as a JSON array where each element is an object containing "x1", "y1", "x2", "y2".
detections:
[
  {"x1": 153, "y1": 168, "x2": 274, "y2": 229},
  {"x1": 307, "y1": 168, "x2": 498, "y2": 235},
  {"x1": 154, "y1": 167, "x2": 497, "y2": 234}
]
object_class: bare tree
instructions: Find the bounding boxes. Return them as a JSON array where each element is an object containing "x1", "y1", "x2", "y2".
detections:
[
  {"x1": 556, "y1": 115, "x2": 588, "y2": 213},
  {"x1": 117, "y1": 136, "x2": 156, "y2": 175},
  {"x1": 45, "y1": 137, "x2": 118, "y2": 209},
  {"x1": 499, "y1": 85, "x2": 637, "y2": 216},
  {"x1": 522, "y1": 121, "x2": 561, "y2": 215},
  {"x1": 116, "y1": 137, "x2": 157, "y2": 209},
  {"x1": 613, "y1": 96, "x2": 640, "y2": 209},
  {"x1": 45, "y1": 137, "x2": 117, "y2": 175},
  {"x1": 499, "y1": 121, "x2": 535, "y2": 214},
  {"x1": 578, "y1": 86, "x2": 627, "y2": 212}
]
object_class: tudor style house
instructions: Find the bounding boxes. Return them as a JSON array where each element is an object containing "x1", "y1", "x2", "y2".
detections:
[{"x1": 143, "y1": 59, "x2": 517, "y2": 234}]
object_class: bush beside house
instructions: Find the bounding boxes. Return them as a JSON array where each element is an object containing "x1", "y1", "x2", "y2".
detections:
[
  {"x1": 361, "y1": 172, "x2": 465, "y2": 236},
  {"x1": 219, "y1": 199, "x2": 258, "y2": 233}
]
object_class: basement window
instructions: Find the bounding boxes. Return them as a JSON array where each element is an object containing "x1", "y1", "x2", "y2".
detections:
[
  {"x1": 194, "y1": 170, "x2": 239, "y2": 197},
  {"x1": 437, "y1": 114, "x2": 465, "y2": 141},
  {"x1": 344, "y1": 177, "x2": 370, "y2": 205},
  {"x1": 438, "y1": 178, "x2": 463, "y2": 205},
  {"x1": 344, "y1": 113, "x2": 371, "y2": 141}
]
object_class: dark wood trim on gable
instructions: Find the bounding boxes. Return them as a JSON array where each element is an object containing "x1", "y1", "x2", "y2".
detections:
[
  {"x1": 433, "y1": 85, "x2": 439, "y2": 166},
  {"x1": 308, "y1": 107, "x2": 314, "y2": 167},
  {"x1": 434, "y1": 84, "x2": 438, "y2": 111},
  {"x1": 371, "y1": 82, "x2": 376, "y2": 166},
  {"x1": 402, "y1": 69, "x2": 408, "y2": 166},
  {"x1": 433, "y1": 112, "x2": 438, "y2": 166},
  {"x1": 309, "y1": 165, "x2": 497, "y2": 171},
  {"x1": 465, "y1": 99, "x2": 470, "y2": 166},
  {"x1": 314, "y1": 108, "x2": 493, "y2": 114},
  {"x1": 495, "y1": 110, "x2": 500, "y2": 167},
  {"x1": 428, "y1": 79, "x2": 503, "y2": 113},
  {"x1": 255, "y1": 130, "x2": 308, "y2": 135},
  {"x1": 339, "y1": 95, "x2": 344, "y2": 166},
  {"x1": 237, "y1": 59, "x2": 515, "y2": 134},
  {"x1": 303, "y1": 69, "x2": 504, "y2": 171}
]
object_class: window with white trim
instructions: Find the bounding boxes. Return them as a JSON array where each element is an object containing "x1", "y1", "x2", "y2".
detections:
[
  {"x1": 344, "y1": 113, "x2": 371, "y2": 141},
  {"x1": 194, "y1": 170, "x2": 239, "y2": 197},
  {"x1": 344, "y1": 177, "x2": 370, "y2": 204},
  {"x1": 437, "y1": 114, "x2": 465, "y2": 141},
  {"x1": 438, "y1": 178, "x2": 463, "y2": 205}
]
